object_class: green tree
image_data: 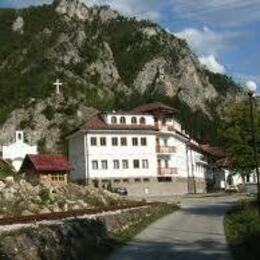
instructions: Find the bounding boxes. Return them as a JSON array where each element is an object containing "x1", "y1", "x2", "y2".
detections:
[{"x1": 220, "y1": 100, "x2": 260, "y2": 176}]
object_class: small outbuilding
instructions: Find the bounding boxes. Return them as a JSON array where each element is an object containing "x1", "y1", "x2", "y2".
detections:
[{"x1": 20, "y1": 154, "x2": 70, "y2": 185}]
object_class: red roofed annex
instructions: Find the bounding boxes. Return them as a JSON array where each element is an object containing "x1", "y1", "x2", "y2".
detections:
[{"x1": 20, "y1": 154, "x2": 70, "y2": 185}]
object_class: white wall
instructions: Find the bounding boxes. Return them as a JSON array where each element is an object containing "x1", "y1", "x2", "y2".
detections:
[
  {"x1": 86, "y1": 131, "x2": 157, "y2": 179},
  {"x1": 3, "y1": 142, "x2": 37, "y2": 171},
  {"x1": 188, "y1": 148, "x2": 208, "y2": 179},
  {"x1": 157, "y1": 134, "x2": 189, "y2": 178},
  {"x1": 68, "y1": 133, "x2": 86, "y2": 181},
  {"x1": 224, "y1": 170, "x2": 257, "y2": 189},
  {"x1": 103, "y1": 114, "x2": 155, "y2": 126}
]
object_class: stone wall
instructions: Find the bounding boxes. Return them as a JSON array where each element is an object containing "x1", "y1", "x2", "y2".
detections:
[
  {"x1": 111, "y1": 177, "x2": 207, "y2": 197},
  {"x1": 0, "y1": 206, "x2": 164, "y2": 260}
]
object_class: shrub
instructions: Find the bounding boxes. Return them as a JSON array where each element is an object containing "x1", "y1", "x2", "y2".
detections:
[
  {"x1": 42, "y1": 105, "x2": 56, "y2": 121},
  {"x1": 39, "y1": 188, "x2": 51, "y2": 204}
]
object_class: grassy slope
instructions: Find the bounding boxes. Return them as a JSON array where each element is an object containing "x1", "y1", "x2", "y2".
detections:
[{"x1": 224, "y1": 199, "x2": 260, "y2": 260}]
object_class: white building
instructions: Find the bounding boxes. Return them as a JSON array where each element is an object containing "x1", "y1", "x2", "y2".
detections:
[
  {"x1": 2, "y1": 131, "x2": 38, "y2": 172},
  {"x1": 215, "y1": 158, "x2": 257, "y2": 191},
  {"x1": 67, "y1": 102, "x2": 218, "y2": 196}
]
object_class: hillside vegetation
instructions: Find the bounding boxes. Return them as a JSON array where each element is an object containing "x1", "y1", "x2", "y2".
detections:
[{"x1": 0, "y1": 0, "x2": 243, "y2": 151}]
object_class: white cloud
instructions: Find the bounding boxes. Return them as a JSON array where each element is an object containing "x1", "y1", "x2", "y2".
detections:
[
  {"x1": 171, "y1": 0, "x2": 260, "y2": 27},
  {"x1": 199, "y1": 55, "x2": 226, "y2": 74},
  {"x1": 86, "y1": 0, "x2": 165, "y2": 20},
  {"x1": 234, "y1": 74, "x2": 260, "y2": 88},
  {"x1": 246, "y1": 81, "x2": 257, "y2": 92},
  {"x1": 175, "y1": 26, "x2": 243, "y2": 57}
]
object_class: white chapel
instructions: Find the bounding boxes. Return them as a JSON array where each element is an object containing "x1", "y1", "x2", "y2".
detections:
[{"x1": 2, "y1": 131, "x2": 38, "y2": 172}]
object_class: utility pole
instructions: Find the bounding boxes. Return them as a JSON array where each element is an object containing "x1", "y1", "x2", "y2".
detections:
[{"x1": 248, "y1": 86, "x2": 260, "y2": 215}]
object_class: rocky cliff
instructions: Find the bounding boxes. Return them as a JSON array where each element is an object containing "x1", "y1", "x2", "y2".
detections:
[{"x1": 0, "y1": 0, "x2": 243, "y2": 151}]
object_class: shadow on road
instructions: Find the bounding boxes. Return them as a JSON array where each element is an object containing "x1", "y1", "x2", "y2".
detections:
[
  {"x1": 181, "y1": 200, "x2": 235, "y2": 217},
  {"x1": 111, "y1": 238, "x2": 230, "y2": 260}
]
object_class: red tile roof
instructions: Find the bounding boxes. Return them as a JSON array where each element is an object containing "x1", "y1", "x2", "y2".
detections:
[
  {"x1": 25, "y1": 154, "x2": 71, "y2": 172},
  {"x1": 216, "y1": 158, "x2": 233, "y2": 168},
  {"x1": 80, "y1": 114, "x2": 158, "y2": 131},
  {"x1": 200, "y1": 145, "x2": 226, "y2": 158},
  {"x1": 132, "y1": 102, "x2": 178, "y2": 114}
]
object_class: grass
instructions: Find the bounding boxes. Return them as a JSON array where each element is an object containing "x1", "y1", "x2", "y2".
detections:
[{"x1": 224, "y1": 199, "x2": 260, "y2": 260}]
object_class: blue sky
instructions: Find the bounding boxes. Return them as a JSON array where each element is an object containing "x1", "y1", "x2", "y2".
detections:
[{"x1": 1, "y1": 0, "x2": 260, "y2": 89}]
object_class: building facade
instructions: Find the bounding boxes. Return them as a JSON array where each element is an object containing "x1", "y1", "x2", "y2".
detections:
[
  {"x1": 67, "y1": 102, "x2": 218, "y2": 196},
  {"x1": 2, "y1": 131, "x2": 38, "y2": 172}
]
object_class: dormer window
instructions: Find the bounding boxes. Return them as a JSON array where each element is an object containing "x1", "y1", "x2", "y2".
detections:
[
  {"x1": 120, "y1": 117, "x2": 126, "y2": 124},
  {"x1": 131, "y1": 117, "x2": 137, "y2": 124},
  {"x1": 111, "y1": 116, "x2": 117, "y2": 124},
  {"x1": 16, "y1": 131, "x2": 24, "y2": 143},
  {"x1": 140, "y1": 117, "x2": 146, "y2": 125}
]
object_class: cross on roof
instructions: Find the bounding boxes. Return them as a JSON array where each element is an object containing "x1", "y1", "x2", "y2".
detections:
[{"x1": 53, "y1": 79, "x2": 63, "y2": 95}]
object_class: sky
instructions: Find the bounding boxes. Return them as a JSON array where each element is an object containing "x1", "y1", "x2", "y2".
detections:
[{"x1": 1, "y1": 0, "x2": 260, "y2": 90}]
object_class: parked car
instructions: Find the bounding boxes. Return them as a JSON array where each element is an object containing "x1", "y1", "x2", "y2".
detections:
[
  {"x1": 225, "y1": 185, "x2": 239, "y2": 193},
  {"x1": 112, "y1": 187, "x2": 128, "y2": 196}
]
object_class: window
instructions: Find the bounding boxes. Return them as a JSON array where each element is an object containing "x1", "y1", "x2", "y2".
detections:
[
  {"x1": 123, "y1": 179, "x2": 129, "y2": 183},
  {"x1": 143, "y1": 178, "x2": 150, "y2": 183},
  {"x1": 58, "y1": 175, "x2": 65, "y2": 181},
  {"x1": 112, "y1": 137, "x2": 118, "y2": 146},
  {"x1": 133, "y1": 160, "x2": 140, "y2": 169},
  {"x1": 162, "y1": 118, "x2": 166, "y2": 126},
  {"x1": 100, "y1": 137, "x2": 106, "y2": 146},
  {"x1": 51, "y1": 174, "x2": 58, "y2": 181},
  {"x1": 134, "y1": 178, "x2": 141, "y2": 183},
  {"x1": 120, "y1": 117, "x2": 126, "y2": 124},
  {"x1": 91, "y1": 137, "x2": 97, "y2": 146},
  {"x1": 114, "y1": 179, "x2": 121, "y2": 183},
  {"x1": 131, "y1": 117, "x2": 137, "y2": 124},
  {"x1": 132, "y1": 137, "x2": 138, "y2": 146},
  {"x1": 158, "y1": 177, "x2": 172, "y2": 182},
  {"x1": 121, "y1": 137, "x2": 127, "y2": 146},
  {"x1": 113, "y1": 160, "x2": 120, "y2": 169},
  {"x1": 101, "y1": 160, "x2": 108, "y2": 170},
  {"x1": 122, "y1": 160, "x2": 129, "y2": 169},
  {"x1": 246, "y1": 175, "x2": 250, "y2": 183},
  {"x1": 165, "y1": 160, "x2": 169, "y2": 168},
  {"x1": 141, "y1": 137, "x2": 147, "y2": 146},
  {"x1": 140, "y1": 117, "x2": 146, "y2": 125},
  {"x1": 142, "y1": 160, "x2": 149, "y2": 169},
  {"x1": 111, "y1": 116, "x2": 117, "y2": 124},
  {"x1": 92, "y1": 160, "x2": 98, "y2": 170}
]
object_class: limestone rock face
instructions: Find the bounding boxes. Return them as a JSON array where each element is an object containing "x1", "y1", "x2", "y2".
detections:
[
  {"x1": 0, "y1": 95, "x2": 97, "y2": 153},
  {"x1": 0, "y1": 0, "x2": 243, "y2": 151},
  {"x1": 54, "y1": 0, "x2": 90, "y2": 20},
  {"x1": 12, "y1": 16, "x2": 24, "y2": 34}
]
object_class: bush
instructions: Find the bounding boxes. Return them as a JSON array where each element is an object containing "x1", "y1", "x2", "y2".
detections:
[
  {"x1": 42, "y1": 105, "x2": 56, "y2": 121},
  {"x1": 39, "y1": 188, "x2": 51, "y2": 204},
  {"x1": 225, "y1": 199, "x2": 260, "y2": 260},
  {"x1": 0, "y1": 161, "x2": 15, "y2": 178}
]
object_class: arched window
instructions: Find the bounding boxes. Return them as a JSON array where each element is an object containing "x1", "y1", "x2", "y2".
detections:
[
  {"x1": 120, "y1": 117, "x2": 126, "y2": 124},
  {"x1": 131, "y1": 117, "x2": 137, "y2": 124},
  {"x1": 140, "y1": 117, "x2": 146, "y2": 125},
  {"x1": 111, "y1": 116, "x2": 117, "y2": 124}
]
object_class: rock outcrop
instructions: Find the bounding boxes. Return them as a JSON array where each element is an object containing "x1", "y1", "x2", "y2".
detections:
[
  {"x1": 0, "y1": 0, "x2": 243, "y2": 151},
  {"x1": 0, "y1": 177, "x2": 120, "y2": 218}
]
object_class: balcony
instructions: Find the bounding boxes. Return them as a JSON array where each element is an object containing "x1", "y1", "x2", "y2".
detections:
[
  {"x1": 158, "y1": 168, "x2": 178, "y2": 175},
  {"x1": 156, "y1": 145, "x2": 176, "y2": 153}
]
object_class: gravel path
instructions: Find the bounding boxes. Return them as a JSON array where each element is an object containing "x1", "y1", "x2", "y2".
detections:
[{"x1": 111, "y1": 196, "x2": 237, "y2": 260}]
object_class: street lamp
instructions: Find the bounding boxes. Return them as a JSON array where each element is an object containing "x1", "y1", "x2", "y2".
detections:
[{"x1": 246, "y1": 81, "x2": 260, "y2": 215}]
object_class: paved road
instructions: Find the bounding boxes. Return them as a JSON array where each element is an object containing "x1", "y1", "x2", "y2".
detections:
[{"x1": 111, "y1": 196, "x2": 237, "y2": 260}]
